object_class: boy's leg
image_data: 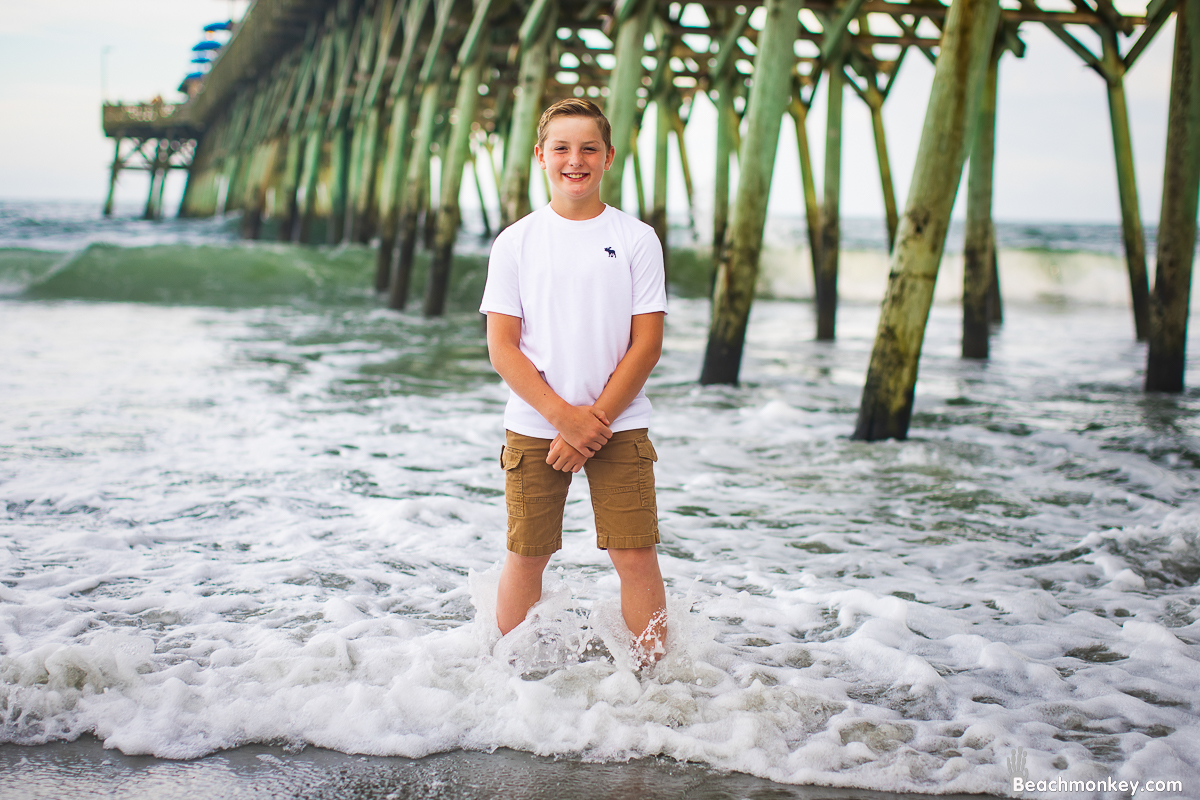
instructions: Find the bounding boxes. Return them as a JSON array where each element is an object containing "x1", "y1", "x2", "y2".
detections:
[
  {"x1": 497, "y1": 552, "x2": 552, "y2": 634},
  {"x1": 608, "y1": 546, "x2": 667, "y2": 657},
  {"x1": 496, "y1": 431, "x2": 571, "y2": 635},
  {"x1": 585, "y1": 429, "x2": 667, "y2": 660}
]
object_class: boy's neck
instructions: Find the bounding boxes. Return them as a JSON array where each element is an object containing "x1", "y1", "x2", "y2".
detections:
[{"x1": 549, "y1": 195, "x2": 607, "y2": 221}]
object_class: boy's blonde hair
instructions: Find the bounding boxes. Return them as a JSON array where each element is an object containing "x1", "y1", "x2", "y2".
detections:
[{"x1": 536, "y1": 98, "x2": 613, "y2": 151}]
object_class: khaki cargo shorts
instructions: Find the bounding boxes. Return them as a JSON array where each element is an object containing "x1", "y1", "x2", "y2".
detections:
[{"x1": 500, "y1": 428, "x2": 661, "y2": 556}]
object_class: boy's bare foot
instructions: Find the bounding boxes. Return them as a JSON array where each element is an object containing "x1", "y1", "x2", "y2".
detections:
[{"x1": 631, "y1": 608, "x2": 667, "y2": 669}]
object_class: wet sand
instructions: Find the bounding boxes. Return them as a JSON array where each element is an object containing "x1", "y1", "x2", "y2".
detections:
[{"x1": 0, "y1": 739, "x2": 995, "y2": 800}]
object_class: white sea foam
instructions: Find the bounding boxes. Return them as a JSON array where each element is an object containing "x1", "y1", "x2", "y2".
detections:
[{"x1": 1, "y1": 296, "x2": 1198, "y2": 797}]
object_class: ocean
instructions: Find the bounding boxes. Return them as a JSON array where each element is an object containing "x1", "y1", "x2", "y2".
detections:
[{"x1": 1, "y1": 200, "x2": 1197, "y2": 798}]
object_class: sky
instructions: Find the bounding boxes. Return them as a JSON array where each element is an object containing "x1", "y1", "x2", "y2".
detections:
[{"x1": 0, "y1": 0, "x2": 1176, "y2": 224}]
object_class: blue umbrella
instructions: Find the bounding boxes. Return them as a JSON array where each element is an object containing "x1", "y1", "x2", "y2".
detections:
[
  {"x1": 190, "y1": 56, "x2": 212, "y2": 64},
  {"x1": 203, "y1": 21, "x2": 233, "y2": 32},
  {"x1": 192, "y1": 41, "x2": 221, "y2": 52}
]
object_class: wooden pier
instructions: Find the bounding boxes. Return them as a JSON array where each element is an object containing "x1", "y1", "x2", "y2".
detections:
[
  {"x1": 101, "y1": 101, "x2": 200, "y2": 219},
  {"x1": 102, "y1": 0, "x2": 1195, "y2": 436}
]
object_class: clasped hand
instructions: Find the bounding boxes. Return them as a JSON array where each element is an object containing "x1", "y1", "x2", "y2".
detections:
[{"x1": 547, "y1": 406, "x2": 611, "y2": 472}]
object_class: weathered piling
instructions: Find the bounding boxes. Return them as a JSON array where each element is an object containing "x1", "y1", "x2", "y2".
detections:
[
  {"x1": 863, "y1": 73, "x2": 898, "y2": 251},
  {"x1": 376, "y1": 0, "x2": 434, "y2": 289},
  {"x1": 499, "y1": 0, "x2": 555, "y2": 230},
  {"x1": 389, "y1": 0, "x2": 453, "y2": 310},
  {"x1": 233, "y1": 61, "x2": 292, "y2": 236},
  {"x1": 389, "y1": 0, "x2": 454, "y2": 308},
  {"x1": 709, "y1": 8, "x2": 749, "y2": 264},
  {"x1": 962, "y1": 45, "x2": 1000, "y2": 360},
  {"x1": 294, "y1": 10, "x2": 338, "y2": 242},
  {"x1": 104, "y1": 140, "x2": 123, "y2": 217},
  {"x1": 789, "y1": 96, "x2": 822, "y2": 289},
  {"x1": 815, "y1": 56, "x2": 843, "y2": 342},
  {"x1": 629, "y1": 125, "x2": 648, "y2": 219},
  {"x1": 650, "y1": 98, "x2": 672, "y2": 266},
  {"x1": 390, "y1": 77, "x2": 441, "y2": 309},
  {"x1": 346, "y1": 0, "x2": 392, "y2": 243},
  {"x1": 669, "y1": 106, "x2": 696, "y2": 231},
  {"x1": 712, "y1": 81, "x2": 735, "y2": 263},
  {"x1": 143, "y1": 140, "x2": 166, "y2": 220},
  {"x1": 426, "y1": 0, "x2": 494, "y2": 317},
  {"x1": 325, "y1": 3, "x2": 361, "y2": 244},
  {"x1": 1100, "y1": 28, "x2": 1150, "y2": 341},
  {"x1": 1146, "y1": 0, "x2": 1200, "y2": 393},
  {"x1": 853, "y1": 0, "x2": 1001, "y2": 440},
  {"x1": 602, "y1": 0, "x2": 655, "y2": 209},
  {"x1": 470, "y1": 148, "x2": 493, "y2": 236},
  {"x1": 646, "y1": 26, "x2": 676, "y2": 262},
  {"x1": 700, "y1": 0, "x2": 802, "y2": 385}
]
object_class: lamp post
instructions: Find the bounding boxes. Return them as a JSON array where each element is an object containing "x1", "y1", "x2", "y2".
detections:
[{"x1": 101, "y1": 46, "x2": 113, "y2": 102}]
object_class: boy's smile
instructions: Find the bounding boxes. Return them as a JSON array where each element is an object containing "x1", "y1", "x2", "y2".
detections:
[{"x1": 535, "y1": 115, "x2": 615, "y2": 220}]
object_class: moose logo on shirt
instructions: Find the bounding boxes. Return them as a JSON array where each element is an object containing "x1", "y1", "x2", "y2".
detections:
[{"x1": 604, "y1": 247, "x2": 616, "y2": 258}]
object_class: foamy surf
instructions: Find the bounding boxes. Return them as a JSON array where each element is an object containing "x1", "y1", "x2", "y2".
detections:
[{"x1": 2, "y1": 257, "x2": 1198, "y2": 797}]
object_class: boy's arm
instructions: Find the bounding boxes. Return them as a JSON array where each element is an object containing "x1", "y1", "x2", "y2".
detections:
[
  {"x1": 594, "y1": 311, "x2": 665, "y2": 422},
  {"x1": 544, "y1": 311, "x2": 664, "y2": 469},
  {"x1": 486, "y1": 312, "x2": 613, "y2": 457}
]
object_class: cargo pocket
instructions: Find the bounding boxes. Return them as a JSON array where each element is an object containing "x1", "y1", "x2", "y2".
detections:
[
  {"x1": 501, "y1": 445, "x2": 525, "y2": 518},
  {"x1": 635, "y1": 437, "x2": 658, "y2": 508}
]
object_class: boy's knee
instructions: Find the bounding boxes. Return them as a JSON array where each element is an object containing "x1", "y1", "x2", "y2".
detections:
[
  {"x1": 505, "y1": 552, "x2": 552, "y2": 574},
  {"x1": 608, "y1": 546, "x2": 660, "y2": 576}
]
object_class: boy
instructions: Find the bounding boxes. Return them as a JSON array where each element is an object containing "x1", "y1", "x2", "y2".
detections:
[{"x1": 479, "y1": 98, "x2": 668, "y2": 664}]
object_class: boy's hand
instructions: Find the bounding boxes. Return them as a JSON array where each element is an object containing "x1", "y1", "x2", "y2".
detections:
[
  {"x1": 547, "y1": 435, "x2": 588, "y2": 472},
  {"x1": 554, "y1": 405, "x2": 612, "y2": 456}
]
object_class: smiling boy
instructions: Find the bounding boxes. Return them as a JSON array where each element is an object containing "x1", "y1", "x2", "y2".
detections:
[{"x1": 479, "y1": 99, "x2": 668, "y2": 664}]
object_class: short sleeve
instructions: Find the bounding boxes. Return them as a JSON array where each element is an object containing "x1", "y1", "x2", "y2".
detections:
[
  {"x1": 479, "y1": 228, "x2": 523, "y2": 317},
  {"x1": 628, "y1": 228, "x2": 668, "y2": 316}
]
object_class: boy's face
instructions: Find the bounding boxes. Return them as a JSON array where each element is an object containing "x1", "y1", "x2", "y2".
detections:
[{"x1": 535, "y1": 116, "x2": 616, "y2": 206}]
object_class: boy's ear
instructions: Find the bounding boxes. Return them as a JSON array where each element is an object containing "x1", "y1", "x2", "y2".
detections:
[
  {"x1": 534, "y1": 145, "x2": 546, "y2": 170},
  {"x1": 604, "y1": 146, "x2": 615, "y2": 171}
]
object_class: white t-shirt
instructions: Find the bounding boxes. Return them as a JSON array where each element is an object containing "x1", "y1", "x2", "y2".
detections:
[{"x1": 479, "y1": 204, "x2": 668, "y2": 439}]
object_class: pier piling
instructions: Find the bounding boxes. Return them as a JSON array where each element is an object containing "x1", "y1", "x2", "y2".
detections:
[
  {"x1": 602, "y1": 0, "x2": 654, "y2": 210},
  {"x1": 853, "y1": 0, "x2": 1001, "y2": 440},
  {"x1": 962, "y1": 44, "x2": 1000, "y2": 360},
  {"x1": 427, "y1": 0, "x2": 494, "y2": 317},
  {"x1": 1100, "y1": 28, "x2": 1151, "y2": 342},
  {"x1": 104, "y1": 140, "x2": 123, "y2": 218},
  {"x1": 1146, "y1": 0, "x2": 1200, "y2": 393},
  {"x1": 700, "y1": 0, "x2": 802, "y2": 385},
  {"x1": 790, "y1": 96, "x2": 822, "y2": 293},
  {"x1": 500, "y1": 0, "x2": 555, "y2": 230},
  {"x1": 816, "y1": 50, "x2": 844, "y2": 342}
]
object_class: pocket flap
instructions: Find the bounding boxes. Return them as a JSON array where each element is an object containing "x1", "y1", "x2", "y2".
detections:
[
  {"x1": 501, "y1": 446, "x2": 524, "y2": 470},
  {"x1": 635, "y1": 439, "x2": 658, "y2": 462}
]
